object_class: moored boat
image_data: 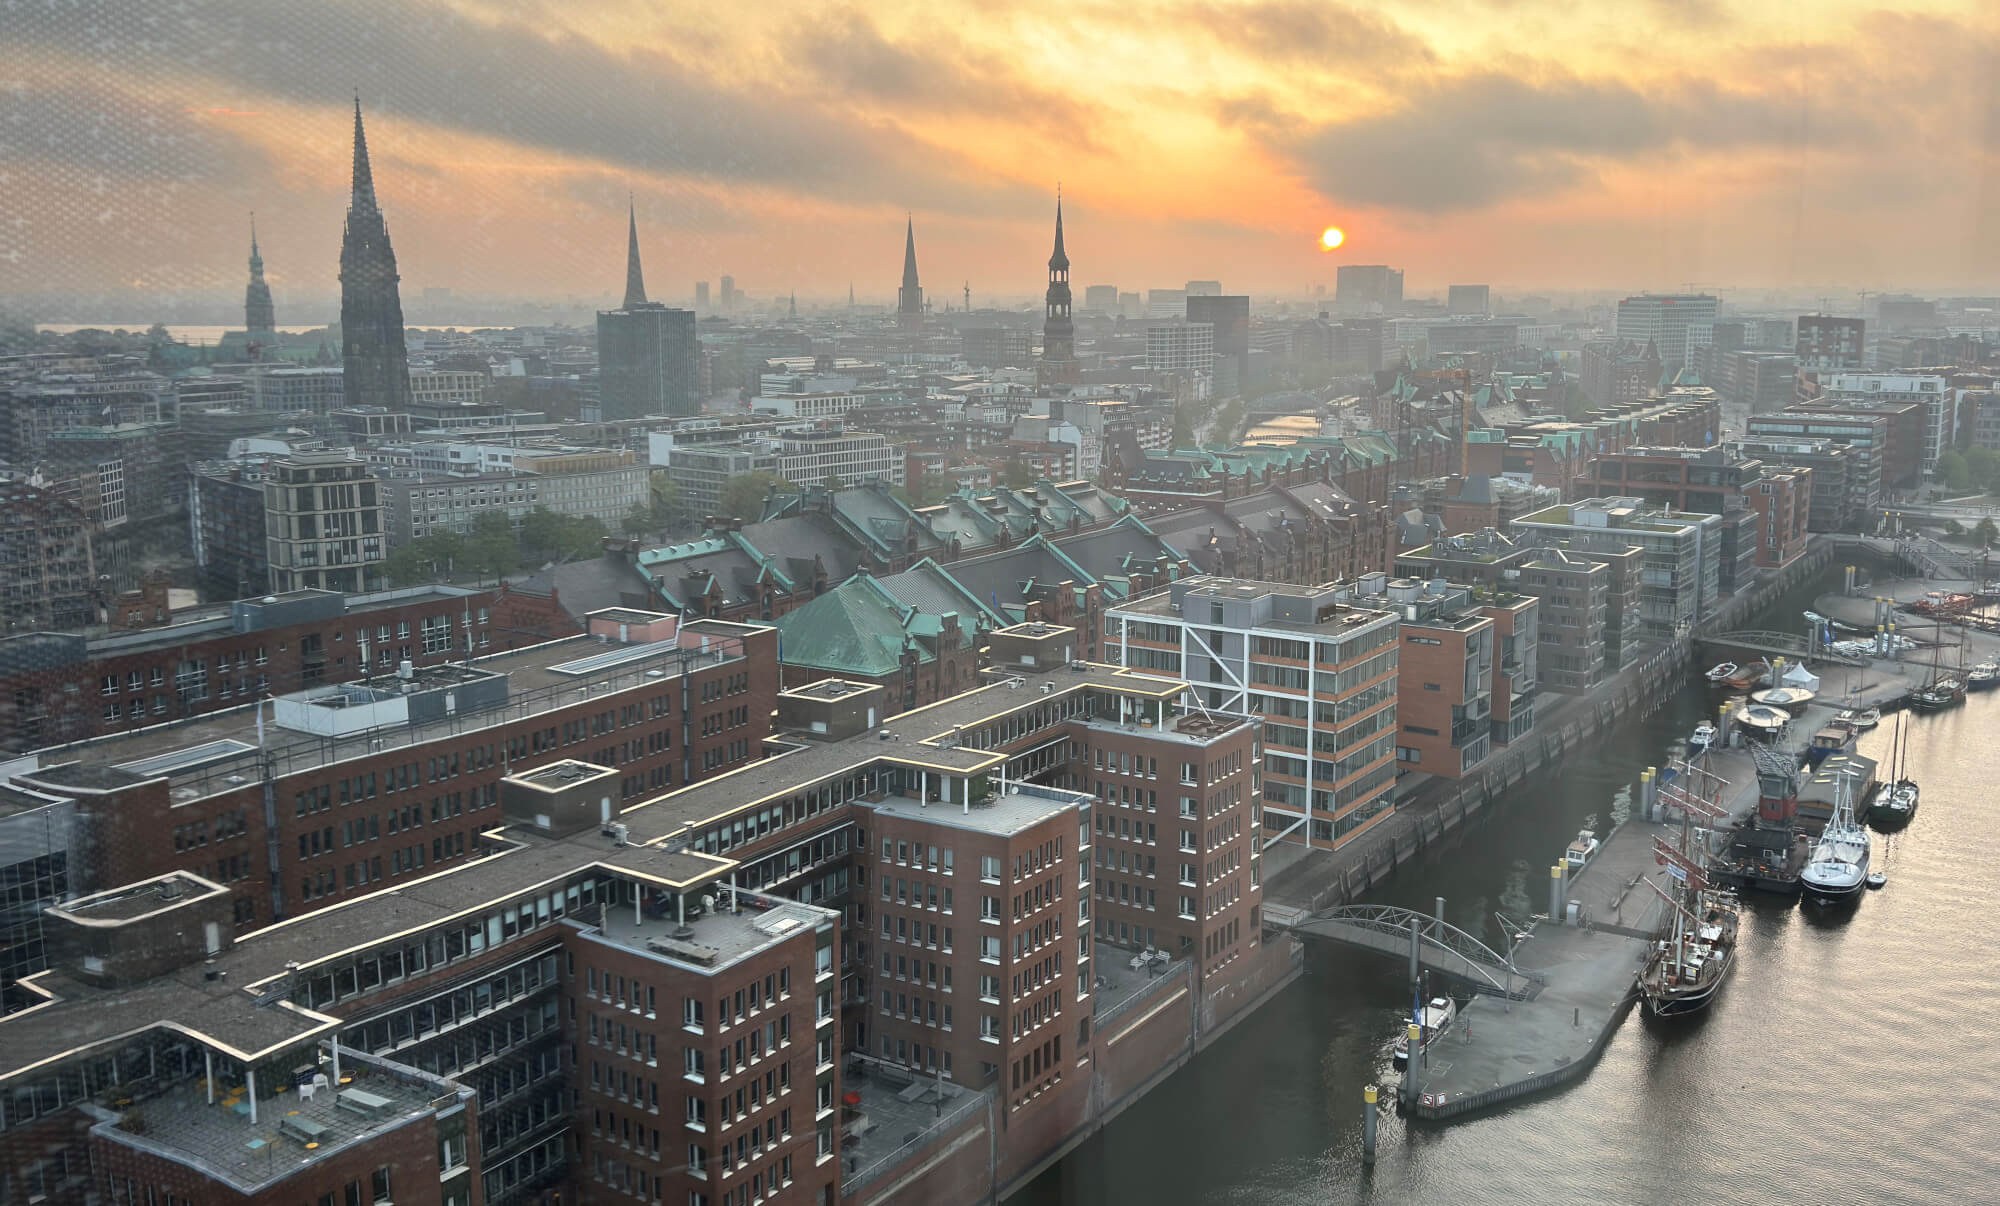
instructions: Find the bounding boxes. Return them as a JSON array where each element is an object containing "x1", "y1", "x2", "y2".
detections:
[
  {"x1": 1704, "y1": 662, "x2": 1738, "y2": 683},
  {"x1": 1391, "y1": 995, "x2": 1456, "y2": 1068},
  {"x1": 1801, "y1": 775, "x2": 1870, "y2": 904},
  {"x1": 1835, "y1": 707, "x2": 1880, "y2": 730},
  {"x1": 1969, "y1": 662, "x2": 1999, "y2": 691},
  {"x1": 1688, "y1": 722, "x2": 1718, "y2": 755},
  {"x1": 1639, "y1": 758, "x2": 1739, "y2": 1018},
  {"x1": 1723, "y1": 661, "x2": 1770, "y2": 690}
]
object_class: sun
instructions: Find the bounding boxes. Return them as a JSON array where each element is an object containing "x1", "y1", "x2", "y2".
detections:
[{"x1": 1319, "y1": 226, "x2": 1345, "y2": 250}]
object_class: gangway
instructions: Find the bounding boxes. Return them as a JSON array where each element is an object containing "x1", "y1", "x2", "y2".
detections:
[{"x1": 1284, "y1": 904, "x2": 1547, "y2": 999}]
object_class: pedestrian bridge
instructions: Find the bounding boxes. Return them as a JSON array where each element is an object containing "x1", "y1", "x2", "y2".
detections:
[
  {"x1": 1283, "y1": 904, "x2": 1546, "y2": 999},
  {"x1": 1697, "y1": 629, "x2": 1868, "y2": 668}
]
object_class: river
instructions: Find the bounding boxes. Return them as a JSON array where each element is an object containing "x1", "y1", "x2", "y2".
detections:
[{"x1": 1022, "y1": 562, "x2": 2000, "y2": 1205}]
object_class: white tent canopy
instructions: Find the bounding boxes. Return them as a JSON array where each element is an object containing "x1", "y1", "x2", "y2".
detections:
[{"x1": 1781, "y1": 663, "x2": 1820, "y2": 692}]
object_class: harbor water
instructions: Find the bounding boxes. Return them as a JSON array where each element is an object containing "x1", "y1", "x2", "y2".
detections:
[{"x1": 1024, "y1": 565, "x2": 2000, "y2": 1205}]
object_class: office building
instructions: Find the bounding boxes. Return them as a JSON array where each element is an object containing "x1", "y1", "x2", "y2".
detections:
[
  {"x1": 1511, "y1": 497, "x2": 1723, "y2": 635},
  {"x1": 598, "y1": 208, "x2": 699, "y2": 419},
  {"x1": 0, "y1": 484, "x2": 96, "y2": 636},
  {"x1": 41, "y1": 423, "x2": 182, "y2": 530},
  {"x1": 1427, "y1": 319, "x2": 1518, "y2": 356},
  {"x1": 1615, "y1": 294, "x2": 1718, "y2": 372},
  {"x1": 1796, "y1": 315, "x2": 1865, "y2": 373},
  {"x1": 1146, "y1": 289, "x2": 1187, "y2": 319},
  {"x1": 1185, "y1": 295, "x2": 1250, "y2": 361},
  {"x1": 1447, "y1": 285, "x2": 1491, "y2": 316},
  {"x1": 1581, "y1": 340, "x2": 1664, "y2": 407},
  {"x1": 1083, "y1": 285, "x2": 1120, "y2": 314},
  {"x1": 264, "y1": 452, "x2": 387, "y2": 594},
  {"x1": 1716, "y1": 350, "x2": 1798, "y2": 412},
  {"x1": 1108, "y1": 577, "x2": 1401, "y2": 850},
  {"x1": 1334, "y1": 265, "x2": 1403, "y2": 313},
  {"x1": 1748, "y1": 412, "x2": 1889, "y2": 515},
  {"x1": 1146, "y1": 320, "x2": 1216, "y2": 378},
  {"x1": 380, "y1": 449, "x2": 650, "y2": 544},
  {"x1": 0, "y1": 370, "x2": 170, "y2": 465},
  {"x1": 1817, "y1": 373, "x2": 1957, "y2": 483},
  {"x1": 1729, "y1": 436, "x2": 1861, "y2": 532},
  {"x1": 1398, "y1": 530, "x2": 1625, "y2": 694},
  {"x1": 962, "y1": 327, "x2": 1033, "y2": 369},
  {"x1": 695, "y1": 280, "x2": 710, "y2": 309}
]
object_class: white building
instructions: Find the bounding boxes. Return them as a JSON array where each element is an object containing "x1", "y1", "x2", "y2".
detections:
[
  {"x1": 1615, "y1": 294, "x2": 1719, "y2": 372},
  {"x1": 1821, "y1": 372, "x2": 1959, "y2": 481},
  {"x1": 1146, "y1": 319, "x2": 1216, "y2": 377},
  {"x1": 408, "y1": 368, "x2": 487, "y2": 406}
]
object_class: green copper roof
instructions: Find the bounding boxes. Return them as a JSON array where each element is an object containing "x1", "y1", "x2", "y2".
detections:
[{"x1": 773, "y1": 575, "x2": 931, "y2": 676}]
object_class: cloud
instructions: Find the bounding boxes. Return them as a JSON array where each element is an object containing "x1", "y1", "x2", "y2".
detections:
[
  {"x1": 1192, "y1": 0, "x2": 1434, "y2": 68},
  {"x1": 790, "y1": 10, "x2": 1099, "y2": 149},
  {"x1": 0, "y1": 0, "x2": 1037, "y2": 216},
  {"x1": 1286, "y1": 70, "x2": 1869, "y2": 212}
]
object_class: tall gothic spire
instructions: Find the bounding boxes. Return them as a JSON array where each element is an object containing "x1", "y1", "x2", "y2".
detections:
[
  {"x1": 622, "y1": 199, "x2": 649, "y2": 309},
  {"x1": 244, "y1": 213, "x2": 276, "y2": 340},
  {"x1": 340, "y1": 98, "x2": 412, "y2": 411},
  {"x1": 350, "y1": 96, "x2": 378, "y2": 213},
  {"x1": 1038, "y1": 193, "x2": 1078, "y2": 389},
  {"x1": 897, "y1": 217, "x2": 922, "y2": 330}
]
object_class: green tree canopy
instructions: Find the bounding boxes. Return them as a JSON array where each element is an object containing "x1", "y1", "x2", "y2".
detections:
[
  {"x1": 1004, "y1": 457, "x2": 1032, "y2": 489},
  {"x1": 718, "y1": 472, "x2": 798, "y2": 522},
  {"x1": 1938, "y1": 449, "x2": 1971, "y2": 492},
  {"x1": 1975, "y1": 517, "x2": 1998, "y2": 548}
]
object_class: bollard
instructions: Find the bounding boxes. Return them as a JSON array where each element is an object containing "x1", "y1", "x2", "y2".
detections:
[
  {"x1": 1408, "y1": 916, "x2": 1421, "y2": 985},
  {"x1": 1362, "y1": 1084, "x2": 1379, "y2": 1163},
  {"x1": 1435, "y1": 896, "x2": 1446, "y2": 925},
  {"x1": 1574, "y1": 1006, "x2": 1580, "y2": 1027},
  {"x1": 1550, "y1": 863, "x2": 1564, "y2": 922},
  {"x1": 1401, "y1": 1023, "x2": 1423, "y2": 1109}
]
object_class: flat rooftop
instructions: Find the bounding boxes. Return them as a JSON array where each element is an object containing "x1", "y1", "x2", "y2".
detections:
[
  {"x1": 98, "y1": 1054, "x2": 460, "y2": 1193},
  {"x1": 1076, "y1": 711, "x2": 1250, "y2": 748},
  {"x1": 16, "y1": 632, "x2": 749, "y2": 804},
  {"x1": 866, "y1": 784, "x2": 1089, "y2": 837},
  {"x1": 585, "y1": 895, "x2": 834, "y2": 975}
]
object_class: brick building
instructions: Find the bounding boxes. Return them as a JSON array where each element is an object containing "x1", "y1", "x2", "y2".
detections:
[{"x1": 0, "y1": 585, "x2": 574, "y2": 756}]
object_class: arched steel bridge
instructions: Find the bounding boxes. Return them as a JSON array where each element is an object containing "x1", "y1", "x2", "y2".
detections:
[
  {"x1": 1289, "y1": 904, "x2": 1546, "y2": 999},
  {"x1": 1696, "y1": 629, "x2": 1868, "y2": 668}
]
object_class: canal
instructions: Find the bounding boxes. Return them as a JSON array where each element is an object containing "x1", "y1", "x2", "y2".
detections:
[{"x1": 1021, "y1": 560, "x2": 2000, "y2": 1205}]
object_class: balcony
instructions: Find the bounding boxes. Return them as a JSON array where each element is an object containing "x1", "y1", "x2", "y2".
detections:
[{"x1": 1449, "y1": 718, "x2": 1481, "y2": 749}]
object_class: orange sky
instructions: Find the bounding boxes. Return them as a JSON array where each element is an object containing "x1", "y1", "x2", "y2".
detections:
[{"x1": 5, "y1": 0, "x2": 1999, "y2": 311}]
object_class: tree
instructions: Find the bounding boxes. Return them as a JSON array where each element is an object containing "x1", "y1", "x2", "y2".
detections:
[
  {"x1": 465, "y1": 510, "x2": 518, "y2": 582},
  {"x1": 647, "y1": 474, "x2": 685, "y2": 532},
  {"x1": 624, "y1": 502, "x2": 654, "y2": 538},
  {"x1": 1004, "y1": 457, "x2": 1032, "y2": 489},
  {"x1": 1171, "y1": 403, "x2": 1196, "y2": 449},
  {"x1": 718, "y1": 471, "x2": 797, "y2": 523},
  {"x1": 1938, "y1": 449, "x2": 1971, "y2": 492},
  {"x1": 1944, "y1": 518, "x2": 1965, "y2": 537},
  {"x1": 1976, "y1": 517, "x2": 1998, "y2": 548},
  {"x1": 1967, "y1": 446, "x2": 1999, "y2": 493},
  {"x1": 518, "y1": 506, "x2": 567, "y2": 559},
  {"x1": 383, "y1": 544, "x2": 431, "y2": 588}
]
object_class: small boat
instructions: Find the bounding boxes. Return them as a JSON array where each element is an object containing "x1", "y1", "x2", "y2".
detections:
[
  {"x1": 1565, "y1": 828, "x2": 1601, "y2": 866},
  {"x1": 1688, "y1": 722, "x2": 1718, "y2": 754},
  {"x1": 1908, "y1": 679, "x2": 1964, "y2": 711},
  {"x1": 1392, "y1": 995, "x2": 1456, "y2": 1068},
  {"x1": 1704, "y1": 662, "x2": 1738, "y2": 683},
  {"x1": 1866, "y1": 871, "x2": 1887, "y2": 889},
  {"x1": 1803, "y1": 610, "x2": 1830, "y2": 626},
  {"x1": 1723, "y1": 661, "x2": 1770, "y2": 690},
  {"x1": 1805, "y1": 720, "x2": 1857, "y2": 766},
  {"x1": 1969, "y1": 662, "x2": 2000, "y2": 690},
  {"x1": 1836, "y1": 707, "x2": 1881, "y2": 730}
]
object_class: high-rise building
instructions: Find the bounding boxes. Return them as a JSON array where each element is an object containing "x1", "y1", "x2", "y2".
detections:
[
  {"x1": 1614, "y1": 294, "x2": 1718, "y2": 373},
  {"x1": 897, "y1": 218, "x2": 923, "y2": 331},
  {"x1": 1083, "y1": 284, "x2": 1119, "y2": 313},
  {"x1": 1447, "y1": 284, "x2": 1490, "y2": 316},
  {"x1": 243, "y1": 216, "x2": 276, "y2": 351},
  {"x1": 337, "y1": 101, "x2": 413, "y2": 412},
  {"x1": 1796, "y1": 314, "x2": 1866, "y2": 376},
  {"x1": 694, "y1": 280, "x2": 710, "y2": 309},
  {"x1": 1118, "y1": 291, "x2": 1142, "y2": 319},
  {"x1": 719, "y1": 274, "x2": 736, "y2": 311},
  {"x1": 263, "y1": 451, "x2": 385, "y2": 593},
  {"x1": 596, "y1": 206, "x2": 698, "y2": 419},
  {"x1": 0, "y1": 483, "x2": 96, "y2": 634},
  {"x1": 1818, "y1": 372, "x2": 1959, "y2": 482},
  {"x1": 1107, "y1": 577, "x2": 1401, "y2": 849},
  {"x1": 1146, "y1": 319, "x2": 1215, "y2": 378},
  {"x1": 1334, "y1": 265, "x2": 1404, "y2": 312},
  {"x1": 1185, "y1": 295, "x2": 1250, "y2": 361},
  {"x1": 1146, "y1": 288, "x2": 1186, "y2": 319},
  {"x1": 1038, "y1": 198, "x2": 1079, "y2": 389},
  {"x1": 1185, "y1": 280, "x2": 1222, "y2": 296}
]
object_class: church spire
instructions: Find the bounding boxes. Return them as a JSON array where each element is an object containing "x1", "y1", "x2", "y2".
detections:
[
  {"x1": 244, "y1": 212, "x2": 276, "y2": 343},
  {"x1": 1038, "y1": 192, "x2": 1078, "y2": 389},
  {"x1": 622, "y1": 198, "x2": 649, "y2": 309},
  {"x1": 897, "y1": 216, "x2": 923, "y2": 331},
  {"x1": 350, "y1": 96, "x2": 378, "y2": 213}
]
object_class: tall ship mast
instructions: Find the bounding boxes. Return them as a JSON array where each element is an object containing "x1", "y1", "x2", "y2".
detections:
[{"x1": 1639, "y1": 757, "x2": 1741, "y2": 1017}]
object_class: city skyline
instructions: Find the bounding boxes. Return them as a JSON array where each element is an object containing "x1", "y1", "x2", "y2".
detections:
[{"x1": 5, "y1": 0, "x2": 2000, "y2": 309}]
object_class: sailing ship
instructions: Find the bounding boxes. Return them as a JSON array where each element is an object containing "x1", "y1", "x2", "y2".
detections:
[
  {"x1": 1870, "y1": 713, "x2": 1919, "y2": 828},
  {"x1": 1801, "y1": 772, "x2": 1871, "y2": 903},
  {"x1": 1908, "y1": 625, "x2": 1966, "y2": 711},
  {"x1": 1639, "y1": 757, "x2": 1740, "y2": 1018}
]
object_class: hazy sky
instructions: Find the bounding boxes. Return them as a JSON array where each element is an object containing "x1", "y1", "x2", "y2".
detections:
[{"x1": 5, "y1": 0, "x2": 1999, "y2": 311}]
